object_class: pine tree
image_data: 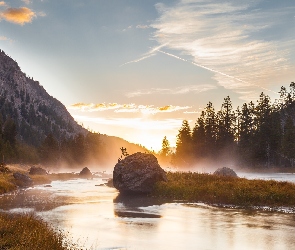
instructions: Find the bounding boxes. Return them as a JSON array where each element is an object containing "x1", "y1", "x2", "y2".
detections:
[
  {"x1": 160, "y1": 136, "x2": 170, "y2": 157},
  {"x1": 173, "y1": 120, "x2": 192, "y2": 167},
  {"x1": 39, "y1": 134, "x2": 59, "y2": 165},
  {"x1": 3, "y1": 117, "x2": 17, "y2": 146},
  {"x1": 192, "y1": 111, "x2": 206, "y2": 158},
  {"x1": 281, "y1": 116, "x2": 295, "y2": 165},
  {"x1": 204, "y1": 102, "x2": 216, "y2": 157},
  {"x1": 254, "y1": 93, "x2": 272, "y2": 165}
]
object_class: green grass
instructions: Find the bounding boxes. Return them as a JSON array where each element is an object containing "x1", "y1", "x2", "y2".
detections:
[
  {"x1": 152, "y1": 172, "x2": 295, "y2": 207},
  {"x1": 0, "y1": 213, "x2": 77, "y2": 250}
]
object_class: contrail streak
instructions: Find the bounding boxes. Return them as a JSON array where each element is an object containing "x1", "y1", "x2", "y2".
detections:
[
  {"x1": 156, "y1": 49, "x2": 278, "y2": 95},
  {"x1": 120, "y1": 53, "x2": 156, "y2": 67},
  {"x1": 120, "y1": 44, "x2": 168, "y2": 67}
]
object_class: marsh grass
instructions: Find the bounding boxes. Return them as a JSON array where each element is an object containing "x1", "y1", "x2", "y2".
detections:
[
  {"x1": 0, "y1": 174, "x2": 17, "y2": 194},
  {"x1": 0, "y1": 213, "x2": 78, "y2": 250},
  {"x1": 152, "y1": 172, "x2": 295, "y2": 207},
  {"x1": 30, "y1": 175, "x2": 52, "y2": 185},
  {"x1": 25, "y1": 173, "x2": 78, "y2": 185}
]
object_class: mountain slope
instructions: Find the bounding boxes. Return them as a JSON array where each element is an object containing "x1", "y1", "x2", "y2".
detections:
[
  {"x1": 0, "y1": 49, "x2": 86, "y2": 146},
  {"x1": 0, "y1": 49, "x2": 149, "y2": 167}
]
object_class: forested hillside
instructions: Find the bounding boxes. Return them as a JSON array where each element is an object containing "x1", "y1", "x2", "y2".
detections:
[
  {"x1": 0, "y1": 50, "x2": 146, "y2": 167},
  {"x1": 172, "y1": 83, "x2": 295, "y2": 168}
]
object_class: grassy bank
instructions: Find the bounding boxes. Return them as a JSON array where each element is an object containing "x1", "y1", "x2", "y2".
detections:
[
  {"x1": 152, "y1": 172, "x2": 295, "y2": 207},
  {"x1": 0, "y1": 164, "x2": 79, "y2": 195},
  {"x1": 0, "y1": 174, "x2": 17, "y2": 194},
  {"x1": 0, "y1": 213, "x2": 77, "y2": 249}
]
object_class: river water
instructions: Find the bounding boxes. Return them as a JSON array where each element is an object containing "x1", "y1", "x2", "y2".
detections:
[{"x1": 1, "y1": 173, "x2": 295, "y2": 250}]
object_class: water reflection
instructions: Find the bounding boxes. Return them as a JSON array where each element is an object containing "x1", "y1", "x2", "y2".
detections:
[
  {"x1": 113, "y1": 194, "x2": 163, "y2": 218},
  {"x1": 1, "y1": 178, "x2": 295, "y2": 249}
]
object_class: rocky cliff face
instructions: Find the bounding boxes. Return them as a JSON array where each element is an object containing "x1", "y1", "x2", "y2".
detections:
[{"x1": 0, "y1": 49, "x2": 86, "y2": 146}]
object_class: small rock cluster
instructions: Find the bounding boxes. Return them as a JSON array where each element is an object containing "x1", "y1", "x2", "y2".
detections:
[
  {"x1": 13, "y1": 172, "x2": 33, "y2": 187},
  {"x1": 213, "y1": 167, "x2": 238, "y2": 177},
  {"x1": 29, "y1": 166, "x2": 48, "y2": 175},
  {"x1": 79, "y1": 167, "x2": 93, "y2": 178}
]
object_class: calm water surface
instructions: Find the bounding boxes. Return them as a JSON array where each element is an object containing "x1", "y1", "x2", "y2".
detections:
[{"x1": 1, "y1": 174, "x2": 295, "y2": 250}]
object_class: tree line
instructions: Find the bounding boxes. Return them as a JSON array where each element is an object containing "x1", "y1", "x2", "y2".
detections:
[{"x1": 162, "y1": 82, "x2": 295, "y2": 169}]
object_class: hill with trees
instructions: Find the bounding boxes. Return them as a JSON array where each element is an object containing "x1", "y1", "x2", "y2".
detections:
[{"x1": 0, "y1": 50, "x2": 146, "y2": 167}]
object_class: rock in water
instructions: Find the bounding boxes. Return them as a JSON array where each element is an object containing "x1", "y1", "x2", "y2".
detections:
[
  {"x1": 13, "y1": 172, "x2": 34, "y2": 187},
  {"x1": 213, "y1": 167, "x2": 238, "y2": 177},
  {"x1": 29, "y1": 166, "x2": 48, "y2": 175},
  {"x1": 113, "y1": 152, "x2": 167, "y2": 194},
  {"x1": 79, "y1": 167, "x2": 92, "y2": 178}
]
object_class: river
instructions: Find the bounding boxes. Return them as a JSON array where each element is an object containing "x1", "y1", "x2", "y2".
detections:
[{"x1": 1, "y1": 173, "x2": 295, "y2": 250}]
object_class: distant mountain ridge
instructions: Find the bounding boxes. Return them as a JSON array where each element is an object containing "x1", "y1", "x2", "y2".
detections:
[
  {"x1": 0, "y1": 49, "x2": 87, "y2": 146},
  {"x1": 0, "y1": 49, "x2": 147, "y2": 163}
]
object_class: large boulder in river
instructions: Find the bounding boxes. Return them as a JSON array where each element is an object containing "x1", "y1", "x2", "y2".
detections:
[
  {"x1": 113, "y1": 152, "x2": 167, "y2": 194},
  {"x1": 79, "y1": 167, "x2": 92, "y2": 178},
  {"x1": 29, "y1": 166, "x2": 48, "y2": 175},
  {"x1": 13, "y1": 172, "x2": 34, "y2": 187},
  {"x1": 213, "y1": 167, "x2": 238, "y2": 178}
]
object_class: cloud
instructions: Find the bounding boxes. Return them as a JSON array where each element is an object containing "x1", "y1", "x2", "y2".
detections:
[
  {"x1": 73, "y1": 115, "x2": 185, "y2": 131},
  {"x1": 21, "y1": 0, "x2": 31, "y2": 5},
  {"x1": 126, "y1": 84, "x2": 216, "y2": 97},
  {"x1": 37, "y1": 11, "x2": 46, "y2": 17},
  {"x1": 136, "y1": 24, "x2": 149, "y2": 29},
  {"x1": 122, "y1": 25, "x2": 133, "y2": 32},
  {"x1": 69, "y1": 102, "x2": 123, "y2": 112},
  {"x1": 0, "y1": 35, "x2": 13, "y2": 43},
  {"x1": 0, "y1": 7, "x2": 36, "y2": 25},
  {"x1": 150, "y1": 0, "x2": 295, "y2": 100},
  {"x1": 68, "y1": 102, "x2": 191, "y2": 114},
  {"x1": 0, "y1": 1, "x2": 6, "y2": 7}
]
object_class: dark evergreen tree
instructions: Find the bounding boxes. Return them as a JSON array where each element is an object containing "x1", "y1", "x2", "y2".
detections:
[
  {"x1": 204, "y1": 102, "x2": 216, "y2": 157},
  {"x1": 160, "y1": 136, "x2": 170, "y2": 157},
  {"x1": 39, "y1": 134, "x2": 59, "y2": 165},
  {"x1": 173, "y1": 120, "x2": 192, "y2": 167},
  {"x1": 192, "y1": 111, "x2": 206, "y2": 158},
  {"x1": 3, "y1": 117, "x2": 17, "y2": 146},
  {"x1": 281, "y1": 116, "x2": 295, "y2": 166}
]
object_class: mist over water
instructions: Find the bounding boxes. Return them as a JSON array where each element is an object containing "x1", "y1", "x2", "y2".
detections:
[{"x1": 1, "y1": 173, "x2": 295, "y2": 250}]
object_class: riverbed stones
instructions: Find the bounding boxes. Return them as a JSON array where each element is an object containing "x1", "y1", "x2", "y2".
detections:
[
  {"x1": 79, "y1": 167, "x2": 92, "y2": 178},
  {"x1": 29, "y1": 166, "x2": 48, "y2": 175},
  {"x1": 13, "y1": 172, "x2": 34, "y2": 187},
  {"x1": 213, "y1": 167, "x2": 238, "y2": 178},
  {"x1": 113, "y1": 152, "x2": 167, "y2": 194}
]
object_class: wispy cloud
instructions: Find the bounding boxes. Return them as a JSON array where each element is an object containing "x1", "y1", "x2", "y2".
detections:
[
  {"x1": 0, "y1": 7, "x2": 36, "y2": 25},
  {"x1": 0, "y1": 1, "x2": 6, "y2": 7},
  {"x1": 68, "y1": 102, "x2": 191, "y2": 114},
  {"x1": 126, "y1": 84, "x2": 216, "y2": 97},
  {"x1": 69, "y1": 102, "x2": 123, "y2": 111},
  {"x1": 21, "y1": 0, "x2": 31, "y2": 5},
  {"x1": 150, "y1": 0, "x2": 295, "y2": 99},
  {"x1": 136, "y1": 24, "x2": 149, "y2": 29}
]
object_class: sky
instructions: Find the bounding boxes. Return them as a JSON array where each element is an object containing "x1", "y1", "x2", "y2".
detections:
[{"x1": 0, "y1": 0, "x2": 295, "y2": 151}]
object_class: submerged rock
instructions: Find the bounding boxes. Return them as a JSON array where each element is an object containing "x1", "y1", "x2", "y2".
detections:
[
  {"x1": 13, "y1": 172, "x2": 34, "y2": 187},
  {"x1": 29, "y1": 166, "x2": 48, "y2": 175},
  {"x1": 113, "y1": 152, "x2": 167, "y2": 194},
  {"x1": 213, "y1": 167, "x2": 238, "y2": 178},
  {"x1": 79, "y1": 167, "x2": 92, "y2": 178}
]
